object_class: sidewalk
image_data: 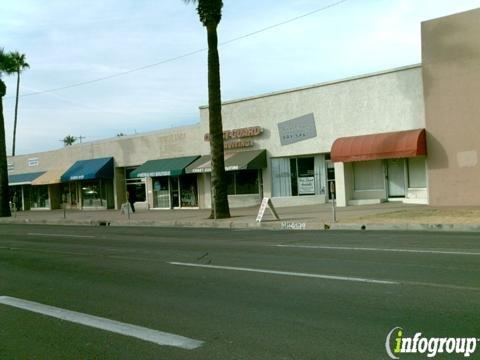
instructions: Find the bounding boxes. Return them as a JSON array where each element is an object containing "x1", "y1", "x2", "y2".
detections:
[{"x1": 2, "y1": 202, "x2": 480, "y2": 232}]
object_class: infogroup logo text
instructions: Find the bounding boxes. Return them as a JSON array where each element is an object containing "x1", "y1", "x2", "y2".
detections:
[{"x1": 385, "y1": 327, "x2": 478, "y2": 359}]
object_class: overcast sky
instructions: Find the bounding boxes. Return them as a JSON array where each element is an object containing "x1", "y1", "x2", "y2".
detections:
[{"x1": 1, "y1": 0, "x2": 480, "y2": 155}]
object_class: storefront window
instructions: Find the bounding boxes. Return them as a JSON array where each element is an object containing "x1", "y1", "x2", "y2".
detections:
[
  {"x1": 235, "y1": 170, "x2": 259, "y2": 195},
  {"x1": 353, "y1": 161, "x2": 385, "y2": 191},
  {"x1": 82, "y1": 181, "x2": 106, "y2": 208},
  {"x1": 126, "y1": 167, "x2": 147, "y2": 204},
  {"x1": 272, "y1": 155, "x2": 324, "y2": 197},
  {"x1": 180, "y1": 174, "x2": 198, "y2": 207},
  {"x1": 9, "y1": 186, "x2": 24, "y2": 211},
  {"x1": 62, "y1": 183, "x2": 78, "y2": 208},
  {"x1": 153, "y1": 177, "x2": 170, "y2": 208},
  {"x1": 127, "y1": 183, "x2": 146, "y2": 203},
  {"x1": 30, "y1": 185, "x2": 50, "y2": 208},
  {"x1": 408, "y1": 157, "x2": 426, "y2": 188},
  {"x1": 226, "y1": 170, "x2": 260, "y2": 195},
  {"x1": 153, "y1": 175, "x2": 198, "y2": 208}
]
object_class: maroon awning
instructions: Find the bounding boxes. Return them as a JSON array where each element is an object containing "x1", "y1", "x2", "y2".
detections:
[{"x1": 331, "y1": 129, "x2": 426, "y2": 162}]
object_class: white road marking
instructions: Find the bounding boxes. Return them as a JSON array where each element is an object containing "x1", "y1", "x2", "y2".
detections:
[
  {"x1": 0, "y1": 296, "x2": 203, "y2": 350},
  {"x1": 28, "y1": 233, "x2": 95, "y2": 239},
  {"x1": 168, "y1": 261, "x2": 398, "y2": 285},
  {"x1": 274, "y1": 244, "x2": 480, "y2": 256}
]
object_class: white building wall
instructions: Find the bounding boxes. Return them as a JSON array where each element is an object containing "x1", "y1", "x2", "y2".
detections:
[{"x1": 198, "y1": 65, "x2": 425, "y2": 157}]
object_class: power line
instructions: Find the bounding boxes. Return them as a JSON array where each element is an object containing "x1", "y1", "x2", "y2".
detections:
[{"x1": 15, "y1": 0, "x2": 349, "y2": 99}]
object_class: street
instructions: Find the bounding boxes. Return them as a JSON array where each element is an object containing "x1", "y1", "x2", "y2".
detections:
[{"x1": 0, "y1": 224, "x2": 479, "y2": 359}]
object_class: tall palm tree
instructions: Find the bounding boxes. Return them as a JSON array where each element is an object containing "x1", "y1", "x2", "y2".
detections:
[
  {"x1": 0, "y1": 48, "x2": 12, "y2": 217},
  {"x1": 184, "y1": 0, "x2": 230, "y2": 219},
  {"x1": 8, "y1": 51, "x2": 29, "y2": 157},
  {"x1": 63, "y1": 135, "x2": 77, "y2": 147}
]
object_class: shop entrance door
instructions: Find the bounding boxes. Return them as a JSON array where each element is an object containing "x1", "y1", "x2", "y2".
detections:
[
  {"x1": 170, "y1": 176, "x2": 180, "y2": 208},
  {"x1": 387, "y1": 159, "x2": 406, "y2": 197},
  {"x1": 62, "y1": 183, "x2": 79, "y2": 209},
  {"x1": 179, "y1": 174, "x2": 198, "y2": 207}
]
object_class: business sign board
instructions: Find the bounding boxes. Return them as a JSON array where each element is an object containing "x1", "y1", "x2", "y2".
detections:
[
  {"x1": 278, "y1": 113, "x2": 317, "y2": 146},
  {"x1": 28, "y1": 157, "x2": 39, "y2": 167},
  {"x1": 204, "y1": 126, "x2": 262, "y2": 149},
  {"x1": 298, "y1": 176, "x2": 315, "y2": 195}
]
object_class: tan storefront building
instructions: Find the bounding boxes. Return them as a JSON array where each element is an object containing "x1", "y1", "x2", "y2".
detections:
[{"x1": 7, "y1": 8, "x2": 480, "y2": 210}]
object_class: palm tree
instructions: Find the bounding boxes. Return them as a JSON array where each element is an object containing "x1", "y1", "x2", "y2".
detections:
[
  {"x1": 63, "y1": 135, "x2": 77, "y2": 146},
  {"x1": 0, "y1": 48, "x2": 12, "y2": 217},
  {"x1": 8, "y1": 51, "x2": 29, "y2": 157},
  {"x1": 184, "y1": 0, "x2": 230, "y2": 219}
]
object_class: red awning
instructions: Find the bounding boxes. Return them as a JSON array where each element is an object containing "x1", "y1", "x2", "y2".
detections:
[{"x1": 331, "y1": 128, "x2": 426, "y2": 162}]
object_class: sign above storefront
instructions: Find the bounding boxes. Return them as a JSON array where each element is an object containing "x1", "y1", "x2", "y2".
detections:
[
  {"x1": 28, "y1": 157, "x2": 39, "y2": 167},
  {"x1": 224, "y1": 139, "x2": 254, "y2": 150},
  {"x1": 204, "y1": 126, "x2": 263, "y2": 149},
  {"x1": 204, "y1": 126, "x2": 263, "y2": 142},
  {"x1": 278, "y1": 113, "x2": 317, "y2": 146}
]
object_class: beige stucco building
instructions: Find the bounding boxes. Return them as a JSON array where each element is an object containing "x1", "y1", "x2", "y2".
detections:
[{"x1": 6, "y1": 8, "x2": 480, "y2": 211}]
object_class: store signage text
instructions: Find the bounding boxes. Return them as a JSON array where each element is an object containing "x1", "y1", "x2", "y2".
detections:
[
  {"x1": 224, "y1": 139, "x2": 254, "y2": 150},
  {"x1": 70, "y1": 175, "x2": 85, "y2": 180},
  {"x1": 298, "y1": 176, "x2": 315, "y2": 195},
  {"x1": 204, "y1": 126, "x2": 263, "y2": 142},
  {"x1": 278, "y1": 113, "x2": 317, "y2": 146},
  {"x1": 28, "y1": 157, "x2": 39, "y2": 167},
  {"x1": 138, "y1": 171, "x2": 170, "y2": 177}
]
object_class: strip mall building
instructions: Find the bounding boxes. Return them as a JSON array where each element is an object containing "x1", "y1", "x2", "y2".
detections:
[{"x1": 6, "y1": 9, "x2": 480, "y2": 211}]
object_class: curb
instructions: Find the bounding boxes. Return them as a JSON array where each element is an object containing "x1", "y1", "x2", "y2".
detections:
[{"x1": 2, "y1": 217, "x2": 480, "y2": 232}]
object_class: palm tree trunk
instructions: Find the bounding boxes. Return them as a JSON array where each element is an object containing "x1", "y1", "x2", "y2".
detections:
[
  {"x1": 207, "y1": 21, "x2": 230, "y2": 219},
  {"x1": 0, "y1": 80, "x2": 12, "y2": 217},
  {"x1": 12, "y1": 70, "x2": 20, "y2": 157}
]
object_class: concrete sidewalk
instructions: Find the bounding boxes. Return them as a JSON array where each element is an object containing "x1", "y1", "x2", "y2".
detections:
[{"x1": 2, "y1": 202, "x2": 480, "y2": 232}]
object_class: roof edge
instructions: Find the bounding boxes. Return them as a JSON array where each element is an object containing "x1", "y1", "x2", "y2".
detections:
[{"x1": 199, "y1": 64, "x2": 422, "y2": 109}]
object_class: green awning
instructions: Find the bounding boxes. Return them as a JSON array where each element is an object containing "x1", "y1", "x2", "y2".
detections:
[
  {"x1": 131, "y1": 155, "x2": 200, "y2": 178},
  {"x1": 185, "y1": 149, "x2": 267, "y2": 173}
]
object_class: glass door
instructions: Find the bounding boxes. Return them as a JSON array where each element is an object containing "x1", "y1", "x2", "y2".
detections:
[
  {"x1": 179, "y1": 174, "x2": 198, "y2": 207},
  {"x1": 153, "y1": 177, "x2": 170, "y2": 208},
  {"x1": 387, "y1": 159, "x2": 406, "y2": 197},
  {"x1": 170, "y1": 176, "x2": 180, "y2": 208}
]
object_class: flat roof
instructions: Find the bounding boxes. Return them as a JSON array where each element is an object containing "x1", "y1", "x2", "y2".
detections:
[{"x1": 199, "y1": 64, "x2": 422, "y2": 109}]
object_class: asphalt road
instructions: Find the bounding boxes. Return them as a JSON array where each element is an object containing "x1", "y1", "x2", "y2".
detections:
[{"x1": 0, "y1": 224, "x2": 479, "y2": 359}]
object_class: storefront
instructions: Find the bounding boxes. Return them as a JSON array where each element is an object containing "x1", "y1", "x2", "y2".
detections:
[
  {"x1": 331, "y1": 129, "x2": 428, "y2": 205},
  {"x1": 125, "y1": 167, "x2": 147, "y2": 210},
  {"x1": 8, "y1": 171, "x2": 45, "y2": 211},
  {"x1": 186, "y1": 150, "x2": 266, "y2": 208},
  {"x1": 131, "y1": 155, "x2": 200, "y2": 209},
  {"x1": 30, "y1": 168, "x2": 67, "y2": 210},
  {"x1": 60, "y1": 157, "x2": 115, "y2": 209},
  {"x1": 271, "y1": 154, "x2": 326, "y2": 198}
]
